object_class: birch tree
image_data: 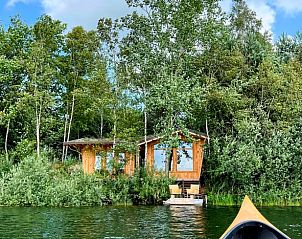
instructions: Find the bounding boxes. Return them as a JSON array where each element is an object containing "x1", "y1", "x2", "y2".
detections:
[
  {"x1": 119, "y1": 0, "x2": 224, "y2": 174},
  {"x1": 26, "y1": 15, "x2": 66, "y2": 158},
  {"x1": 62, "y1": 26, "x2": 99, "y2": 160}
]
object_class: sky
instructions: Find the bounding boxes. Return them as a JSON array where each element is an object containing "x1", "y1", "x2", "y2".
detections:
[{"x1": 1, "y1": 0, "x2": 302, "y2": 39}]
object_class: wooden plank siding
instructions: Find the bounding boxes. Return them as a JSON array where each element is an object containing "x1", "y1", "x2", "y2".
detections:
[
  {"x1": 80, "y1": 145, "x2": 135, "y2": 175},
  {"x1": 81, "y1": 146, "x2": 96, "y2": 174},
  {"x1": 65, "y1": 130, "x2": 207, "y2": 178},
  {"x1": 124, "y1": 152, "x2": 135, "y2": 175},
  {"x1": 145, "y1": 137, "x2": 206, "y2": 181}
]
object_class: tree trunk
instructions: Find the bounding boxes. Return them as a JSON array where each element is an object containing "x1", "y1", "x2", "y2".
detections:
[
  {"x1": 165, "y1": 114, "x2": 174, "y2": 177},
  {"x1": 100, "y1": 109, "x2": 103, "y2": 138},
  {"x1": 165, "y1": 152, "x2": 170, "y2": 177},
  {"x1": 65, "y1": 94, "x2": 75, "y2": 160},
  {"x1": 206, "y1": 118, "x2": 210, "y2": 144},
  {"x1": 144, "y1": 110, "x2": 147, "y2": 168},
  {"x1": 36, "y1": 100, "x2": 42, "y2": 159},
  {"x1": 5, "y1": 119, "x2": 10, "y2": 161},
  {"x1": 144, "y1": 87, "x2": 148, "y2": 167},
  {"x1": 112, "y1": 108, "x2": 116, "y2": 158},
  {"x1": 62, "y1": 112, "x2": 68, "y2": 162}
]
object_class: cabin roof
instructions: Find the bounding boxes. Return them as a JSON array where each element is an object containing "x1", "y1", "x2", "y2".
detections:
[
  {"x1": 64, "y1": 130, "x2": 208, "y2": 147},
  {"x1": 63, "y1": 138, "x2": 116, "y2": 146},
  {"x1": 137, "y1": 129, "x2": 208, "y2": 146}
]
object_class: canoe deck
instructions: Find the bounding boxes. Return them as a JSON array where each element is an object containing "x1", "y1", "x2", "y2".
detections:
[{"x1": 220, "y1": 195, "x2": 290, "y2": 239}]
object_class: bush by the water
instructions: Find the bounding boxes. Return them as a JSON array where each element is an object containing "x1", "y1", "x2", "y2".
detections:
[
  {"x1": 205, "y1": 116, "x2": 302, "y2": 206},
  {"x1": 0, "y1": 155, "x2": 172, "y2": 207}
]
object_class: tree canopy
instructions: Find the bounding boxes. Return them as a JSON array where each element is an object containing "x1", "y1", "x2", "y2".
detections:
[{"x1": 1, "y1": 0, "x2": 302, "y2": 202}]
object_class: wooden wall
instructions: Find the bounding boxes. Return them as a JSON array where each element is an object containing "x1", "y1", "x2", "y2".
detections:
[
  {"x1": 146, "y1": 138, "x2": 206, "y2": 181},
  {"x1": 80, "y1": 145, "x2": 135, "y2": 175},
  {"x1": 124, "y1": 152, "x2": 135, "y2": 175},
  {"x1": 77, "y1": 134, "x2": 206, "y2": 179},
  {"x1": 81, "y1": 146, "x2": 96, "y2": 174}
]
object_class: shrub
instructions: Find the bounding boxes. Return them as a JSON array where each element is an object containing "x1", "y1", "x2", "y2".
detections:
[{"x1": 0, "y1": 154, "x2": 172, "y2": 206}]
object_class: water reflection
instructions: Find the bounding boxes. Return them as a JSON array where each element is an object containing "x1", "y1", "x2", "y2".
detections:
[
  {"x1": 168, "y1": 206, "x2": 205, "y2": 238},
  {"x1": 0, "y1": 205, "x2": 300, "y2": 238}
]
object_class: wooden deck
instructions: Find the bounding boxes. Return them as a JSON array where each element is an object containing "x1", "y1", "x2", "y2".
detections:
[
  {"x1": 163, "y1": 194, "x2": 207, "y2": 206},
  {"x1": 163, "y1": 197, "x2": 204, "y2": 206}
]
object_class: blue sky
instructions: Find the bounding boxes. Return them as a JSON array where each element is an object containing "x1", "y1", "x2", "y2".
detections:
[{"x1": 1, "y1": 0, "x2": 302, "y2": 39}]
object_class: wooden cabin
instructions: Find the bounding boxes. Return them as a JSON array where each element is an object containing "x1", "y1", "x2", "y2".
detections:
[
  {"x1": 64, "y1": 130, "x2": 207, "y2": 183},
  {"x1": 63, "y1": 138, "x2": 135, "y2": 175},
  {"x1": 138, "y1": 130, "x2": 207, "y2": 183}
]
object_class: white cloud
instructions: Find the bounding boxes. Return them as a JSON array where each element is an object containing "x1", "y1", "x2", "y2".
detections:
[
  {"x1": 6, "y1": 0, "x2": 132, "y2": 30},
  {"x1": 6, "y1": 0, "x2": 34, "y2": 7},
  {"x1": 6, "y1": 0, "x2": 277, "y2": 33},
  {"x1": 41, "y1": 0, "x2": 132, "y2": 30},
  {"x1": 273, "y1": 0, "x2": 302, "y2": 14},
  {"x1": 247, "y1": 0, "x2": 276, "y2": 34},
  {"x1": 220, "y1": 0, "x2": 276, "y2": 34},
  {"x1": 8, "y1": 0, "x2": 302, "y2": 35}
]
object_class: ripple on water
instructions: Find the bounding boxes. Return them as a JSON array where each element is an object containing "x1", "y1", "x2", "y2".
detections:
[{"x1": 0, "y1": 205, "x2": 301, "y2": 239}]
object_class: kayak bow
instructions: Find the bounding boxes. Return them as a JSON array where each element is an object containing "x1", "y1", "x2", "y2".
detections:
[{"x1": 220, "y1": 195, "x2": 290, "y2": 239}]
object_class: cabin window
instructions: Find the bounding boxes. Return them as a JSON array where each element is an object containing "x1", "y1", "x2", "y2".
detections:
[
  {"x1": 154, "y1": 144, "x2": 173, "y2": 172},
  {"x1": 139, "y1": 147, "x2": 146, "y2": 168},
  {"x1": 95, "y1": 155, "x2": 101, "y2": 170},
  {"x1": 176, "y1": 149, "x2": 193, "y2": 171},
  {"x1": 176, "y1": 142, "x2": 193, "y2": 171},
  {"x1": 106, "y1": 152, "x2": 113, "y2": 170},
  {"x1": 118, "y1": 153, "x2": 126, "y2": 169}
]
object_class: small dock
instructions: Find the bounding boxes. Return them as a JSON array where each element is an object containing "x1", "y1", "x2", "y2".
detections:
[
  {"x1": 164, "y1": 182, "x2": 207, "y2": 206},
  {"x1": 163, "y1": 197, "x2": 204, "y2": 206}
]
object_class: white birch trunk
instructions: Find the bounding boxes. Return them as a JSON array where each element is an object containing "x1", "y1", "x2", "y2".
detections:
[
  {"x1": 112, "y1": 108, "x2": 116, "y2": 158},
  {"x1": 65, "y1": 94, "x2": 75, "y2": 160},
  {"x1": 5, "y1": 119, "x2": 10, "y2": 161},
  {"x1": 62, "y1": 112, "x2": 68, "y2": 162},
  {"x1": 100, "y1": 109, "x2": 103, "y2": 138},
  {"x1": 144, "y1": 110, "x2": 147, "y2": 168},
  {"x1": 36, "y1": 100, "x2": 42, "y2": 159},
  {"x1": 144, "y1": 87, "x2": 148, "y2": 168}
]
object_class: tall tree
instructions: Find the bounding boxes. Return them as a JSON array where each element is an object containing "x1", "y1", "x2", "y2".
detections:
[
  {"x1": 0, "y1": 17, "x2": 31, "y2": 160},
  {"x1": 119, "y1": 0, "x2": 226, "y2": 173},
  {"x1": 25, "y1": 15, "x2": 66, "y2": 158},
  {"x1": 62, "y1": 26, "x2": 100, "y2": 160}
]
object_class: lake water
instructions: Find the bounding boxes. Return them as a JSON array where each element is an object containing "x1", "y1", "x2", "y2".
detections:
[{"x1": 0, "y1": 205, "x2": 301, "y2": 238}]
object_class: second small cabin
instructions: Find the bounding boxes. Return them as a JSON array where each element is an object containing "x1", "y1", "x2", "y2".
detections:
[{"x1": 63, "y1": 138, "x2": 136, "y2": 175}]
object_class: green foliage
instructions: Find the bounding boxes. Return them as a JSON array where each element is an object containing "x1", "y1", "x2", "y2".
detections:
[
  {"x1": 0, "y1": 154, "x2": 13, "y2": 174},
  {"x1": 206, "y1": 115, "x2": 302, "y2": 206},
  {"x1": 0, "y1": 155, "x2": 171, "y2": 206},
  {"x1": 131, "y1": 168, "x2": 173, "y2": 204},
  {"x1": 9, "y1": 139, "x2": 36, "y2": 163},
  {"x1": 207, "y1": 192, "x2": 240, "y2": 206},
  {"x1": 1, "y1": 1, "x2": 302, "y2": 206}
]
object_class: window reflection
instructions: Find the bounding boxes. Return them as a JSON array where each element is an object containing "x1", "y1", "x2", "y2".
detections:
[
  {"x1": 154, "y1": 145, "x2": 173, "y2": 172},
  {"x1": 179, "y1": 142, "x2": 192, "y2": 149},
  {"x1": 154, "y1": 149, "x2": 166, "y2": 171},
  {"x1": 106, "y1": 152, "x2": 113, "y2": 170},
  {"x1": 154, "y1": 144, "x2": 168, "y2": 150},
  {"x1": 119, "y1": 153, "x2": 125, "y2": 169},
  {"x1": 153, "y1": 141, "x2": 193, "y2": 172},
  {"x1": 95, "y1": 155, "x2": 101, "y2": 170},
  {"x1": 177, "y1": 148, "x2": 193, "y2": 171}
]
